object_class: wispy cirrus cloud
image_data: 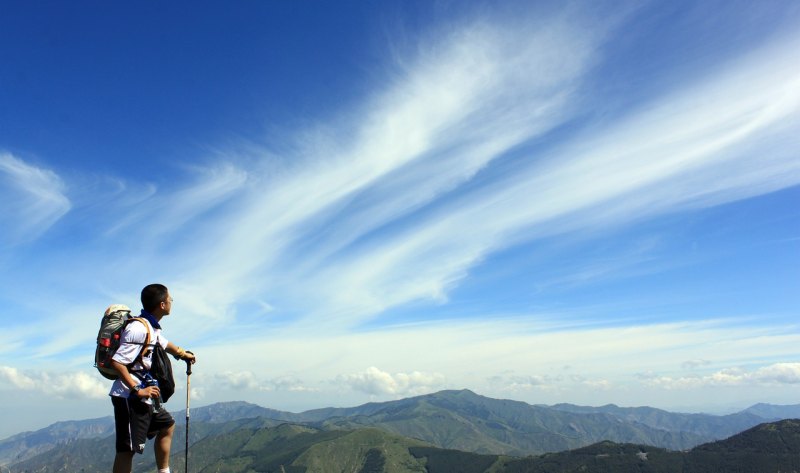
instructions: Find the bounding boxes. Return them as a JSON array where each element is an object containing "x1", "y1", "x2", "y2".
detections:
[
  {"x1": 105, "y1": 162, "x2": 249, "y2": 240},
  {"x1": 3, "y1": 10, "x2": 796, "y2": 333},
  {"x1": 218, "y1": 22, "x2": 800, "y2": 330},
  {"x1": 92, "y1": 11, "x2": 616, "y2": 329},
  {"x1": 0, "y1": 153, "x2": 71, "y2": 246},
  {"x1": 32, "y1": 10, "x2": 797, "y2": 337},
  {"x1": 2, "y1": 1, "x2": 800, "y2": 443}
]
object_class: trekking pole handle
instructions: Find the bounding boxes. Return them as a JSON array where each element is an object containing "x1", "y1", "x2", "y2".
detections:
[{"x1": 185, "y1": 351, "x2": 194, "y2": 375}]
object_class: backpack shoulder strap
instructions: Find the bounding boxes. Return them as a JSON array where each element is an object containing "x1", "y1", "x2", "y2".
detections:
[
  {"x1": 127, "y1": 317, "x2": 153, "y2": 368},
  {"x1": 128, "y1": 317, "x2": 152, "y2": 343}
]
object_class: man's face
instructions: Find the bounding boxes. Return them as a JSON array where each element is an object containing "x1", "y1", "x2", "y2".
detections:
[{"x1": 161, "y1": 291, "x2": 173, "y2": 316}]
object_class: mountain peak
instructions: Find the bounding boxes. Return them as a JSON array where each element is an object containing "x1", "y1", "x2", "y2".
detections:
[
  {"x1": 433, "y1": 388, "x2": 480, "y2": 397},
  {"x1": 742, "y1": 402, "x2": 800, "y2": 420}
]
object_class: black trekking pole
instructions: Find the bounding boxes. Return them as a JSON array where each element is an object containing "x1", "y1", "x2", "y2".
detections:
[{"x1": 184, "y1": 352, "x2": 193, "y2": 473}]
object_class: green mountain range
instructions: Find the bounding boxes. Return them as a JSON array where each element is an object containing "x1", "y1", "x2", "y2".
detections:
[
  {"x1": 4, "y1": 390, "x2": 800, "y2": 472},
  {"x1": 9, "y1": 418, "x2": 800, "y2": 472},
  {"x1": 314, "y1": 389, "x2": 708, "y2": 454}
]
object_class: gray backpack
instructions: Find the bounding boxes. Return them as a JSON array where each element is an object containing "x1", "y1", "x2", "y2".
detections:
[{"x1": 94, "y1": 304, "x2": 151, "y2": 380}]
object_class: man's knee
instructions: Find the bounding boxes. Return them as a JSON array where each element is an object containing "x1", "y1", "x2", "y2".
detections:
[
  {"x1": 158, "y1": 423, "x2": 175, "y2": 438},
  {"x1": 113, "y1": 451, "x2": 134, "y2": 473}
]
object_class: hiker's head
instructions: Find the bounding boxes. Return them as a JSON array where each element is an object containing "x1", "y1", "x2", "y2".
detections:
[{"x1": 141, "y1": 283, "x2": 172, "y2": 316}]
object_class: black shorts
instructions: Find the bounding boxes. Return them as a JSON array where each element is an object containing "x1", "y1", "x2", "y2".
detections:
[{"x1": 112, "y1": 395, "x2": 175, "y2": 454}]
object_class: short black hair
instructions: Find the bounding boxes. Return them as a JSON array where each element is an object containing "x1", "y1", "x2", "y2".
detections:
[{"x1": 141, "y1": 283, "x2": 169, "y2": 312}]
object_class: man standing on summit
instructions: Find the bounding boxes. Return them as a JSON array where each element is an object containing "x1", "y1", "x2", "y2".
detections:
[{"x1": 110, "y1": 284, "x2": 196, "y2": 473}]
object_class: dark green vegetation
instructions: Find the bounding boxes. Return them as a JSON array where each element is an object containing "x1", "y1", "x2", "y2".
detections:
[
  {"x1": 408, "y1": 447, "x2": 500, "y2": 473},
  {"x1": 4, "y1": 390, "x2": 800, "y2": 472},
  {"x1": 499, "y1": 420, "x2": 800, "y2": 473}
]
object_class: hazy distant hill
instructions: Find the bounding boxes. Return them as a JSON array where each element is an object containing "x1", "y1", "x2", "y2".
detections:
[
  {"x1": 8, "y1": 416, "x2": 285, "y2": 473},
  {"x1": 0, "y1": 416, "x2": 113, "y2": 466},
  {"x1": 549, "y1": 402, "x2": 767, "y2": 439},
  {"x1": 3, "y1": 390, "x2": 798, "y2": 469},
  {"x1": 10, "y1": 419, "x2": 800, "y2": 472},
  {"x1": 741, "y1": 402, "x2": 800, "y2": 420},
  {"x1": 188, "y1": 400, "x2": 305, "y2": 424},
  {"x1": 0, "y1": 401, "x2": 289, "y2": 466}
]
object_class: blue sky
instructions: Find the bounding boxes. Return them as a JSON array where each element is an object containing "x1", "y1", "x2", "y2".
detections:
[{"x1": 1, "y1": 0, "x2": 799, "y2": 439}]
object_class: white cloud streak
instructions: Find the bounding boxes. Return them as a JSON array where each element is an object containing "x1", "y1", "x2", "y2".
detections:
[
  {"x1": 0, "y1": 153, "x2": 71, "y2": 245},
  {"x1": 164, "y1": 17, "x2": 799, "y2": 330},
  {"x1": 309, "y1": 33, "x2": 800, "y2": 327},
  {"x1": 185, "y1": 315, "x2": 800, "y2": 405},
  {"x1": 641, "y1": 363, "x2": 800, "y2": 389},
  {"x1": 1, "y1": 315, "x2": 798, "y2": 414},
  {"x1": 214, "y1": 371, "x2": 317, "y2": 393},
  {"x1": 216, "y1": 370, "x2": 261, "y2": 391},
  {"x1": 0, "y1": 366, "x2": 107, "y2": 399},
  {"x1": 338, "y1": 366, "x2": 446, "y2": 396},
  {"x1": 105, "y1": 162, "x2": 249, "y2": 239},
  {"x1": 13, "y1": 9, "x2": 795, "y2": 336},
  {"x1": 115, "y1": 12, "x2": 618, "y2": 328},
  {"x1": 488, "y1": 373, "x2": 558, "y2": 392}
]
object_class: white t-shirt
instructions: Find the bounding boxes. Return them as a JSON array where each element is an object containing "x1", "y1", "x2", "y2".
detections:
[{"x1": 109, "y1": 317, "x2": 169, "y2": 399}]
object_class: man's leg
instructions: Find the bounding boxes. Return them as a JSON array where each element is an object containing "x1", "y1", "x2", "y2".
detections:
[
  {"x1": 112, "y1": 396, "x2": 136, "y2": 473},
  {"x1": 154, "y1": 423, "x2": 175, "y2": 471},
  {"x1": 112, "y1": 451, "x2": 134, "y2": 473}
]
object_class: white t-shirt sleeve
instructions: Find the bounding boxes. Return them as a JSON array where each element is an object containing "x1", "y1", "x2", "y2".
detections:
[{"x1": 158, "y1": 333, "x2": 169, "y2": 349}]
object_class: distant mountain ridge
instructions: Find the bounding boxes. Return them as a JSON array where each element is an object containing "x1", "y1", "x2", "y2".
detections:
[
  {"x1": 742, "y1": 402, "x2": 800, "y2": 420},
  {"x1": 549, "y1": 402, "x2": 767, "y2": 439},
  {"x1": 316, "y1": 389, "x2": 707, "y2": 454},
  {"x1": 495, "y1": 419, "x2": 800, "y2": 473},
  {"x1": 10, "y1": 418, "x2": 800, "y2": 472},
  {"x1": 3, "y1": 389, "x2": 799, "y2": 468},
  {"x1": 0, "y1": 416, "x2": 114, "y2": 466}
]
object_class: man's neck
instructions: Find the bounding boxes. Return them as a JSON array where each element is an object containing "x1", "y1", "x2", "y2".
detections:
[{"x1": 140, "y1": 309, "x2": 164, "y2": 329}]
